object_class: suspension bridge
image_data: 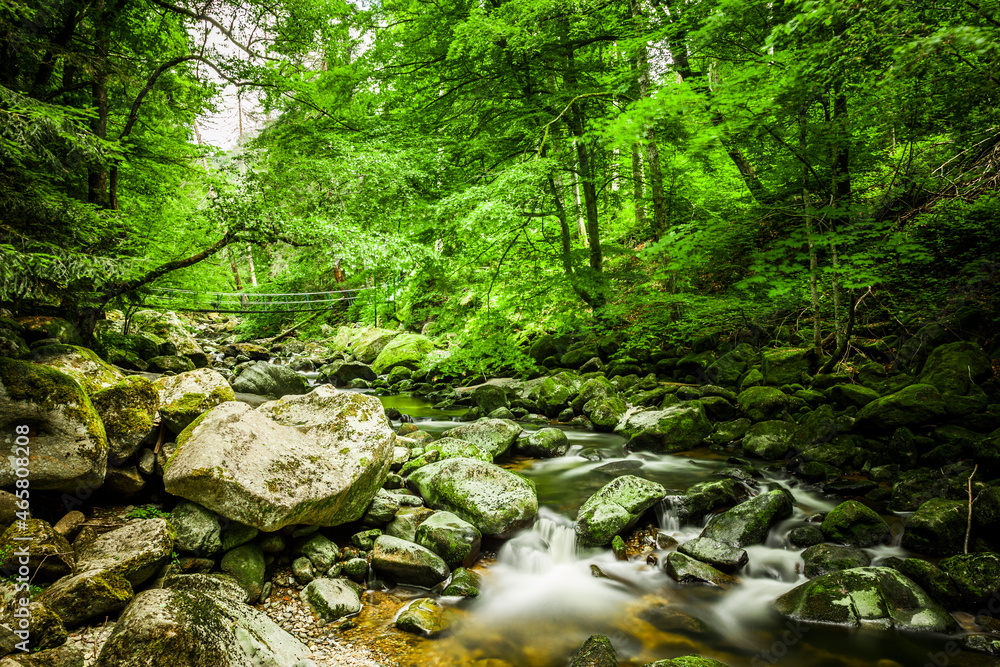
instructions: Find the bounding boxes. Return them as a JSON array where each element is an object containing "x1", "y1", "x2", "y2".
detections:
[{"x1": 143, "y1": 285, "x2": 385, "y2": 314}]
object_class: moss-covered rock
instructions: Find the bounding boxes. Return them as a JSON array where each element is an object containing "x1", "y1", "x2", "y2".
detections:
[
  {"x1": 38, "y1": 569, "x2": 133, "y2": 627},
  {"x1": 515, "y1": 427, "x2": 570, "y2": 458},
  {"x1": 406, "y1": 457, "x2": 537, "y2": 538},
  {"x1": 575, "y1": 475, "x2": 666, "y2": 547},
  {"x1": 919, "y1": 341, "x2": 992, "y2": 397},
  {"x1": 0, "y1": 519, "x2": 74, "y2": 580},
  {"x1": 828, "y1": 384, "x2": 880, "y2": 409},
  {"x1": 568, "y1": 634, "x2": 617, "y2": 667},
  {"x1": 129, "y1": 310, "x2": 204, "y2": 358},
  {"x1": 762, "y1": 347, "x2": 817, "y2": 386},
  {"x1": 587, "y1": 396, "x2": 627, "y2": 432},
  {"x1": 704, "y1": 344, "x2": 754, "y2": 388},
  {"x1": 855, "y1": 383, "x2": 952, "y2": 432},
  {"x1": 741, "y1": 420, "x2": 798, "y2": 459},
  {"x1": 938, "y1": 553, "x2": 1000, "y2": 609},
  {"x1": 220, "y1": 543, "x2": 265, "y2": 603},
  {"x1": 901, "y1": 498, "x2": 966, "y2": 556},
  {"x1": 0, "y1": 594, "x2": 67, "y2": 652},
  {"x1": 801, "y1": 543, "x2": 871, "y2": 578},
  {"x1": 736, "y1": 386, "x2": 797, "y2": 422},
  {"x1": 820, "y1": 500, "x2": 891, "y2": 547},
  {"x1": 641, "y1": 656, "x2": 730, "y2": 667},
  {"x1": 415, "y1": 511, "x2": 482, "y2": 568},
  {"x1": 386, "y1": 507, "x2": 435, "y2": 542},
  {"x1": 0, "y1": 358, "x2": 108, "y2": 491},
  {"x1": 91, "y1": 376, "x2": 159, "y2": 465},
  {"x1": 443, "y1": 567, "x2": 482, "y2": 597},
  {"x1": 15, "y1": 316, "x2": 82, "y2": 346},
  {"x1": 168, "y1": 502, "x2": 222, "y2": 556},
  {"x1": 395, "y1": 597, "x2": 450, "y2": 636},
  {"x1": 665, "y1": 552, "x2": 740, "y2": 588},
  {"x1": 299, "y1": 578, "x2": 361, "y2": 624},
  {"x1": 31, "y1": 344, "x2": 124, "y2": 395},
  {"x1": 617, "y1": 403, "x2": 712, "y2": 454},
  {"x1": 147, "y1": 355, "x2": 196, "y2": 374},
  {"x1": 154, "y1": 368, "x2": 235, "y2": 435},
  {"x1": 894, "y1": 558, "x2": 962, "y2": 609},
  {"x1": 677, "y1": 537, "x2": 748, "y2": 572},
  {"x1": 700, "y1": 489, "x2": 792, "y2": 548},
  {"x1": 93, "y1": 587, "x2": 309, "y2": 667},
  {"x1": 773, "y1": 566, "x2": 957, "y2": 632},
  {"x1": 74, "y1": 518, "x2": 175, "y2": 587},
  {"x1": 371, "y1": 535, "x2": 450, "y2": 588},
  {"x1": 318, "y1": 360, "x2": 377, "y2": 386},
  {"x1": 165, "y1": 386, "x2": 394, "y2": 531},
  {"x1": 371, "y1": 333, "x2": 435, "y2": 375},
  {"x1": 441, "y1": 419, "x2": 521, "y2": 460},
  {"x1": 0, "y1": 317, "x2": 29, "y2": 360},
  {"x1": 676, "y1": 479, "x2": 741, "y2": 524},
  {"x1": 571, "y1": 376, "x2": 617, "y2": 414}
]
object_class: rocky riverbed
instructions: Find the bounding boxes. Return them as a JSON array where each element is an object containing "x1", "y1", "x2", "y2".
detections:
[{"x1": 0, "y1": 307, "x2": 999, "y2": 665}]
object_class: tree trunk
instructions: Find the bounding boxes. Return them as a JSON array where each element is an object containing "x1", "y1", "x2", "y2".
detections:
[
  {"x1": 631, "y1": 0, "x2": 667, "y2": 238},
  {"x1": 88, "y1": 0, "x2": 110, "y2": 208},
  {"x1": 632, "y1": 144, "x2": 646, "y2": 228}
]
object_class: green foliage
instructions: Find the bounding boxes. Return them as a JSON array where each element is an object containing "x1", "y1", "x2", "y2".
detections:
[{"x1": 125, "y1": 505, "x2": 170, "y2": 520}]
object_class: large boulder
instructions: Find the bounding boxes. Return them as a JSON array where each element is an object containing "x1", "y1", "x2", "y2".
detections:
[
  {"x1": 90, "y1": 376, "x2": 159, "y2": 465},
  {"x1": 919, "y1": 341, "x2": 992, "y2": 396},
  {"x1": 406, "y1": 458, "x2": 537, "y2": 538},
  {"x1": 515, "y1": 428, "x2": 570, "y2": 458},
  {"x1": 37, "y1": 569, "x2": 133, "y2": 627},
  {"x1": 370, "y1": 535, "x2": 450, "y2": 588},
  {"x1": 575, "y1": 475, "x2": 666, "y2": 547},
  {"x1": 164, "y1": 386, "x2": 394, "y2": 531},
  {"x1": 741, "y1": 420, "x2": 798, "y2": 460},
  {"x1": 440, "y1": 419, "x2": 521, "y2": 460},
  {"x1": 528, "y1": 373, "x2": 580, "y2": 418},
  {"x1": 0, "y1": 519, "x2": 74, "y2": 580},
  {"x1": 317, "y1": 360, "x2": 376, "y2": 386},
  {"x1": 31, "y1": 344, "x2": 124, "y2": 395},
  {"x1": 344, "y1": 327, "x2": 401, "y2": 364},
  {"x1": 616, "y1": 403, "x2": 712, "y2": 454},
  {"x1": 820, "y1": 500, "x2": 891, "y2": 547},
  {"x1": 15, "y1": 316, "x2": 82, "y2": 346},
  {"x1": 93, "y1": 588, "x2": 310, "y2": 667},
  {"x1": 901, "y1": 498, "x2": 966, "y2": 556},
  {"x1": 231, "y1": 361, "x2": 308, "y2": 398},
  {"x1": 736, "y1": 386, "x2": 796, "y2": 422},
  {"x1": 762, "y1": 347, "x2": 817, "y2": 385},
  {"x1": 371, "y1": 333, "x2": 435, "y2": 375},
  {"x1": 700, "y1": 489, "x2": 793, "y2": 548},
  {"x1": 471, "y1": 385, "x2": 509, "y2": 415},
  {"x1": 414, "y1": 511, "x2": 482, "y2": 568},
  {"x1": 129, "y1": 310, "x2": 205, "y2": 359},
  {"x1": 153, "y1": 368, "x2": 235, "y2": 435},
  {"x1": 704, "y1": 343, "x2": 754, "y2": 388},
  {"x1": 938, "y1": 553, "x2": 1000, "y2": 609},
  {"x1": 854, "y1": 384, "x2": 952, "y2": 432},
  {"x1": 773, "y1": 567, "x2": 957, "y2": 633},
  {"x1": 73, "y1": 519, "x2": 175, "y2": 587},
  {"x1": 0, "y1": 317, "x2": 29, "y2": 359},
  {"x1": 0, "y1": 358, "x2": 108, "y2": 491}
]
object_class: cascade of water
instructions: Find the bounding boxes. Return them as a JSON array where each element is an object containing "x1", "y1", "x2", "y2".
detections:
[
  {"x1": 654, "y1": 496, "x2": 682, "y2": 533},
  {"x1": 497, "y1": 508, "x2": 578, "y2": 573}
]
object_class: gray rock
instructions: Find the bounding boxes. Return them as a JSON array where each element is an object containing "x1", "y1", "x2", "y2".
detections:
[
  {"x1": 415, "y1": 511, "x2": 482, "y2": 568},
  {"x1": 164, "y1": 387, "x2": 394, "y2": 531},
  {"x1": 440, "y1": 419, "x2": 522, "y2": 460},
  {"x1": 91, "y1": 377, "x2": 159, "y2": 465},
  {"x1": 0, "y1": 645, "x2": 85, "y2": 667},
  {"x1": 677, "y1": 537, "x2": 748, "y2": 572},
  {"x1": 300, "y1": 578, "x2": 361, "y2": 625},
  {"x1": 665, "y1": 552, "x2": 740, "y2": 588},
  {"x1": 93, "y1": 588, "x2": 309, "y2": 667},
  {"x1": 37, "y1": 570, "x2": 133, "y2": 626},
  {"x1": 74, "y1": 519, "x2": 174, "y2": 587},
  {"x1": 162, "y1": 573, "x2": 249, "y2": 604},
  {"x1": 153, "y1": 368, "x2": 235, "y2": 435},
  {"x1": 370, "y1": 535, "x2": 450, "y2": 588},
  {"x1": 169, "y1": 502, "x2": 221, "y2": 556},
  {"x1": 406, "y1": 457, "x2": 537, "y2": 538},
  {"x1": 232, "y1": 361, "x2": 308, "y2": 397}
]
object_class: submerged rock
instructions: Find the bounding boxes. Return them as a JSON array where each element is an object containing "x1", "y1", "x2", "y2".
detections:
[
  {"x1": 395, "y1": 598, "x2": 450, "y2": 635},
  {"x1": 773, "y1": 566, "x2": 957, "y2": 632}
]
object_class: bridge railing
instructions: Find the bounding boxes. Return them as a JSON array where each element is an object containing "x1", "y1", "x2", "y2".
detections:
[{"x1": 145, "y1": 286, "x2": 380, "y2": 314}]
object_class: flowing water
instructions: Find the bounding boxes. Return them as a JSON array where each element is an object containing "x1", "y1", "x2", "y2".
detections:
[{"x1": 347, "y1": 392, "x2": 997, "y2": 666}]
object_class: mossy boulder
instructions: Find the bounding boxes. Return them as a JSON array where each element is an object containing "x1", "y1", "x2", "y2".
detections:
[
  {"x1": 641, "y1": 657, "x2": 730, "y2": 667},
  {"x1": 165, "y1": 386, "x2": 394, "y2": 531},
  {"x1": 37, "y1": 569, "x2": 133, "y2": 627},
  {"x1": 677, "y1": 537, "x2": 748, "y2": 573},
  {"x1": 854, "y1": 384, "x2": 952, "y2": 432},
  {"x1": 168, "y1": 502, "x2": 222, "y2": 556},
  {"x1": 318, "y1": 360, "x2": 377, "y2": 386},
  {"x1": 443, "y1": 567, "x2": 482, "y2": 597},
  {"x1": 0, "y1": 519, "x2": 74, "y2": 580},
  {"x1": 154, "y1": 368, "x2": 235, "y2": 435},
  {"x1": 0, "y1": 318, "x2": 29, "y2": 360},
  {"x1": 736, "y1": 386, "x2": 796, "y2": 422},
  {"x1": 700, "y1": 489, "x2": 793, "y2": 548},
  {"x1": 93, "y1": 587, "x2": 310, "y2": 667},
  {"x1": 741, "y1": 420, "x2": 798, "y2": 459},
  {"x1": 297, "y1": 535, "x2": 340, "y2": 571},
  {"x1": 231, "y1": 361, "x2": 308, "y2": 398},
  {"x1": 147, "y1": 355, "x2": 196, "y2": 374},
  {"x1": 938, "y1": 553, "x2": 1000, "y2": 609},
  {"x1": 371, "y1": 333, "x2": 435, "y2": 374},
  {"x1": 471, "y1": 384, "x2": 509, "y2": 415},
  {"x1": 422, "y1": 437, "x2": 491, "y2": 463},
  {"x1": 441, "y1": 418, "x2": 521, "y2": 460},
  {"x1": 665, "y1": 552, "x2": 740, "y2": 588},
  {"x1": 528, "y1": 334, "x2": 563, "y2": 365},
  {"x1": 575, "y1": 475, "x2": 666, "y2": 547},
  {"x1": 677, "y1": 479, "x2": 741, "y2": 524},
  {"x1": 415, "y1": 511, "x2": 482, "y2": 568},
  {"x1": 515, "y1": 427, "x2": 570, "y2": 458},
  {"x1": 820, "y1": 500, "x2": 891, "y2": 547},
  {"x1": 15, "y1": 316, "x2": 82, "y2": 346},
  {"x1": 919, "y1": 341, "x2": 992, "y2": 397},
  {"x1": 571, "y1": 376, "x2": 617, "y2": 414},
  {"x1": 386, "y1": 507, "x2": 436, "y2": 542},
  {"x1": 901, "y1": 498, "x2": 966, "y2": 556},
  {"x1": 220, "y1": 544, "x2": 266, "y2": 603},
  {"x1": 587, "y1": 396, "x2": 627, "y2": 432},
  {"x1": 0, "y1": 594, "x2": 67, "y2": 652},
  {"x1": 0, "y1": 358, "x2": 108, "y2": 491},
  {"x1": 801, "y1": 544, "x2": 872, "y2": 578},
  {"x1": 370, "y1": 535, "x2": 450, "y2": 588},
  {"x1": 31, "y1": 344, "x2": 124, "y2": 395},
  {"x1": 91, "y1": 376, "x2": 159, "y2": 465},
  {"x1": 529, "y1": 373, "x2": 579, "y2": 417},
  {"x1": 709, "y1": 418, "x2": 751, "y2": 446},
  {"x1": 300, "y1": 578, "x2": 361, "y2": 624},
  {"x1": 220, "y1": 343, "x2": 270, "y2": 361},
  {"x1": 74, "y1": 519, "x2": 175, "y2": 587},
  {"x1": 129, "y1": 310, "x2": 204, "y2": 358},
  {"x1": 762, "y1": 347, "x2": 817, "y2": 386},
  {"x1": 828, "y1": 384, "x2": 880, "y2": 409},
  {"x1": 406, "y1": 457, "x2": 538, "y2": 538},
  {"x1": 773, "y1": 566, "x2": 957, "y2": 632},
  {"x1": 705, "y1": 343, "x2": 754, "y2": 388},
  {"x1": 617, "y1": 403, "x2": 712, "y2": 454}
]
